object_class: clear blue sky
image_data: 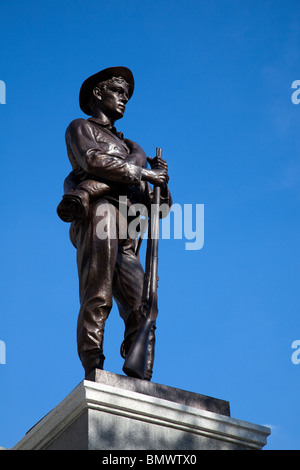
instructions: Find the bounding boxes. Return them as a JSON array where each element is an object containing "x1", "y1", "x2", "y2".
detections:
[{"x1": 0, "y1": 0, "x2": 299, "y2": 450}]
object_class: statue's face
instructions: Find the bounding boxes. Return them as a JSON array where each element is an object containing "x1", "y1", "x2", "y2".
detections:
[{"x1": 93, "y1": 78, "x2": 129, "y2": 120}]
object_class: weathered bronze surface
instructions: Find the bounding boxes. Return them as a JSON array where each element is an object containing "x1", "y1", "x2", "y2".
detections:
[{"x1": 57, "y1": 67, "x2": 171, "y2": 380}]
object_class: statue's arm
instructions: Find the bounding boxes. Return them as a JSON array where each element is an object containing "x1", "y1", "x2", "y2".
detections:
[
  {"x1": 124, "y1": 139, "x2": 147, "y2": 167},
  {"x1": 66, "y1": 119, "x2": 142, "y2": 185}
]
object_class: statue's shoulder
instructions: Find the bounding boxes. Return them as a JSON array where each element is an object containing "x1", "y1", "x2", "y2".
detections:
[
  {"x1": 66, "y1": 117, "x2": 90, "y2": 132},
  {"x1": 65, "y1": 118, "x2": 94, "y2": 142}
]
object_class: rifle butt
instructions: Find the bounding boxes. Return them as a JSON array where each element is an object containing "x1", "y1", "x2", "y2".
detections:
[{"x1": 122, "y1": 316, "x2": 154, "y2": 380}]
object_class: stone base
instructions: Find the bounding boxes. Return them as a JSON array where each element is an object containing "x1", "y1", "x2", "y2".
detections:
[
  {"x1": 86, "y1": 369, "x2": 231, "y2": 416},
  {"x1": 13, "y1": 371, "x2": 270, "y2": 450}
]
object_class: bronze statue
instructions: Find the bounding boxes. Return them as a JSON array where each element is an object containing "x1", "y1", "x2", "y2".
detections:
[{"x1": 57, "y1": 67, "x2": 171, "y2": 381}]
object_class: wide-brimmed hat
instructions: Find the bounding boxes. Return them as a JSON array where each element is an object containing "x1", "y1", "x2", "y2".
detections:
[{"x1": 79, "y1": 66, "x2": 134, "y2": 115}]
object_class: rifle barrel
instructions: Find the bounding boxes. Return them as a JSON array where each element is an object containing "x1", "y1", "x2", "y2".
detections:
[{"x1": 122, "y1": 147, "x2": 162, "y2": 379}]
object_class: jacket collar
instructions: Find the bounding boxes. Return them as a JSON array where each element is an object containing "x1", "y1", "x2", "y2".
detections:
[{"x1": 87, "y1": 117, "x2": 128, "y2": 153}]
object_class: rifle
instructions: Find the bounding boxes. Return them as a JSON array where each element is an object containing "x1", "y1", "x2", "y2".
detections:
[{"x1": 123, "y1": 147, "x2": 162, "y2": 379}]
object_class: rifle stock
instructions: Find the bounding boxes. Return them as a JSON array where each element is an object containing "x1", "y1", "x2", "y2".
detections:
[{"x1": 123, "y1": 148, "x2": 162, "y2": 379}]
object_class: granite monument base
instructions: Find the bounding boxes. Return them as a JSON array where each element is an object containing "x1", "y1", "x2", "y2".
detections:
[{"x1": 13, "y1": 370, "x2": 270, "y2": 450}]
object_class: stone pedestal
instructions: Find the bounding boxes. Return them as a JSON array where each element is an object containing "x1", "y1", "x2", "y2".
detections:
[{"x1": 13, "y1": 370, "x2": 270, "y2": 450}]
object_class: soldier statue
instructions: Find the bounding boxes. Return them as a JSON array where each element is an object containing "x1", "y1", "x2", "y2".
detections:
[{"x1": 57, "y1": 67, "x2": 171, "y2": 380}]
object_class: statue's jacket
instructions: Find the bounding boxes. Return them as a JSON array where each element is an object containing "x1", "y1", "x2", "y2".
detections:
[{"x1": 59, "y1": 117, "x2": 172, "y2": 225}]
